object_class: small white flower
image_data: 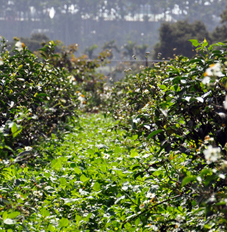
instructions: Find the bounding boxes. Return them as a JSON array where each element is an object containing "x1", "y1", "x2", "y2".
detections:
[
  {"x1": 15, "y1": 41, "x2": 25, "y2": 51},
  {"x1": 103, "y1": 153, "x2": 110, "y2": 159},
  {"x1": 184, "y1": 96, "x2": 191, "y2": 102},
  {"x1": 143, "y1": 89, "x2": 149, "y2": 94},
  {"x1": 77, "y1": 94, "x2": 86, "y2": 108},
  {"x1": 140, "y1": 65, "x2": 145, "y2": 70},
  {"x1": 0, "y1": 57, "x2": 3, "y2": 65},
  {"x1": 202, "y1": 62, "x2": 225, "y2": 85},
  {"x1": 208, "y1": 194, "x2": 216, "y2": 202},
  {"x1": 78, "y1": 96, "x2": 85, "y2": 103},
  {"x1": 223, "y1": 96, "x2": 227, "y2": 109},
  {"x1": 140, "y1": 200, "x2": 150, "y2": 209},
  {"x1": 133, "y1": 118, "x2": 140, "y2": 124},
  {"x1": 205, "y1": 63, "x2": 224, "y2": 77},
  {"x1": 103, "y1": 85, "x2": 110, "y2": 91},
  {"x1": 203, "y1": 145, "x2": 221, "y2": 164},
  {"x1": 67, "y1": 75, "x2": 75, "y2": 83},
  {"x1": 219, "y1": 174, "x2": 225, "y2": 179},
  {"x1": 202, "y1": 76, "x2": 211, "y2": 85},
  {"x1": 15, "y1": 193, "x2": 23, "y2": 199},
  {"x1": 146, "y1": 192, "x2": 155, "y2": 198},
  {"x1": 4, "y1": 219, "x2": 16, "y2": 225},
  {"x1": 24, "y1": 146, "x2": 32, "y2": 151},
  {"x1": 124, "y1": 68, "x2": 132, "y2": 72},
  {"x1": 33, "y1": 190, "x2": 43, "y2": 198}
]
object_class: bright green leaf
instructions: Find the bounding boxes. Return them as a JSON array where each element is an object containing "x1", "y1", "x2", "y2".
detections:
[
  {"x1": 40, "y1": 208, "x2": 50, "y2": 217},
  {"x1": 7, "y1": 211, "x2": 20, "y2": 219},
  {"x1": 93, "y1": 182, "x2": 100, "y2": 191},
  {"x1": 74, "y1": 167, "x2": 82, "y2": 174},
  {"x1": 59, "y1": 218, "x2": 69, "y2": 228},
  {"x1": 80, "y1": 174, "x2": 89, "y2": 182}
]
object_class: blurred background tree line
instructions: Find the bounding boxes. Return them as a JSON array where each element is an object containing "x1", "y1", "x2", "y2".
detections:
[{"x1": 1, "y1": 0, "x2": 227, "y2": 59}]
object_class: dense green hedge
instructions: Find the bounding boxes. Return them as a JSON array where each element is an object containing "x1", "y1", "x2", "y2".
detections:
[
  {"x1": 108, "y1": 39, "x2": 227, "y2": 230},
  {"x1": 0, "y1": 37, "x2": 111, "y2": 158},
  {"x1": 0, "y1": 38, "x2": 80, "y2": 158}
]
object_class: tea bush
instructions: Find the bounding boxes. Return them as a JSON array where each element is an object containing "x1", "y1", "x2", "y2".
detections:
[
  {"x1": 45, "y1": 40, "x2": 111, "y2": 111},
  {"x1": 0, "y1": 38, "x2": 81, "y2": 157},
  {"x1": 108, "y1": 39, "x2": 227, "y2": 230},
  {"x1": 0, "y1": 36, "x2": 112, "y2": 158}
]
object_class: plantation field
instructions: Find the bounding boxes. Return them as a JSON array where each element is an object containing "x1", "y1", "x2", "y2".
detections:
[{"x1": 1, "y1": 38, "x2": 227, "y2": 231}]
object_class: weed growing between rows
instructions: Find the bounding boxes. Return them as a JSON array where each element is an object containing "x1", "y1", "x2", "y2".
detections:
[{"x1": 0, "y1": 113, "x2": 155, "y2": 231}]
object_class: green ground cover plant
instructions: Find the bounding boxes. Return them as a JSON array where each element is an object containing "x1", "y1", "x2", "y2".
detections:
[{"x1": 0, "y1": 113, "x2": 152, "y2": 231}]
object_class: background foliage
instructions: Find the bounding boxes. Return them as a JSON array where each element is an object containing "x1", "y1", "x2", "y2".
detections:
[{"x1": 1, "y1": 0, "x2": 227, "y2": 58}]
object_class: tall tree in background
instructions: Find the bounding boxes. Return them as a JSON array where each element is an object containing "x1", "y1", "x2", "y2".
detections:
[
  {"x1": 1, "y1": 0, "x2": 227, "y2": 56},
  {"x1": 102, "y1": 40, "x2": 119, "y2": 59},
  {"x1": 210, "y1": 4, "x2": 227, "y2": 43},
  {"x1": 0, "y1": 0, "x2": 226, "y2": 24},
  {"x1": 153, "y1": 20, "x2": 210, "y2": 59},
  {"x1": 122, "y1": 40, "x2": 137, "y2": 60},
  {"x1": 84, "y1": 44, "x2": 98, "y2": 59},
  {"x1": 220, "y1": 4, "x2": 227, "y2": 24}
]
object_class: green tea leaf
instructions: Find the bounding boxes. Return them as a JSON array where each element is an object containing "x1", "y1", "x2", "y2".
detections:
[
  {"x1": 59, "y1": 218, "x2": 69, "y2": 227},
  {"x1": 189, "y1": 39, "x2": 200, "y2": 47},
  {"x1": 11, "y1": 123, "x2": 18, "y2": 134},
  {"x1": 7, "y1": 211, "x2": 20, "y2": 219},
  {"x1": 182, "y1": 176, "x2": 196, "y2": 186},
  {"x1": 93, "y1": 182, "x2": 100, "y2": 191},
  {"x1": 147, "y1": 129, "x2": 163, "y2": 140},
  {"x1": 40, "y1": 208, "x2": 50, "y2": 217},
  {"x1": 74, "y1": 167, "x2": 82, "y2": 174},
  {"x1": 80, "y1": 174, "x2": 89, "y2": 182},
  {"x1": 59, "y1": 177, "x2": 67, "y2": 186},
  {"x1": 51, "y1": 159, "x2": 62, "y2": 171}
]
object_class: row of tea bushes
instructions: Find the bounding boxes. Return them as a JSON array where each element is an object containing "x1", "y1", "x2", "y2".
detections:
[
  {"x1": 0, "y1": 38, "x2": 82, "y2": 158},
  {"x1": 108, "y1": 40, "x2": 227, "y2": 230}
]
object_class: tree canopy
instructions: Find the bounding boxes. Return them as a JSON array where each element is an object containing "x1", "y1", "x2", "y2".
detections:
[
  {"x1": 1, "y1": 0, "x2": 226, "y2": 25},
  {"x1": 153, "y1": 20, "x2": 210, "y2": 59}
]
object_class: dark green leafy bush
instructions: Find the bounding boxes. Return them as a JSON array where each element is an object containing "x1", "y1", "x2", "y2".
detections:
[
  {"x1": 109, "y1": 39, "x2": 227, "y2": 230},
  {"x1": 45, "y1": 41, "x2": 111, "y2": 111},
  {"x1": 0, "y1": 38, "x2": 79, "y2": 157}
]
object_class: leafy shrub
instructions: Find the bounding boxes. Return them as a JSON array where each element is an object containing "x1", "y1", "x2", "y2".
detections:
[
  {"x1": 44, "y1": 40, "x2": 112, "y2": 111},
  {"x1": 7, "y1": 34, "x2": 51, "y2": 53},
  {"x1": 0, "y1": 38, "x2": 79, "y2": 157},
  {"x1": 109, "y1": 39, "x2": 227, "y2": 230}
]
